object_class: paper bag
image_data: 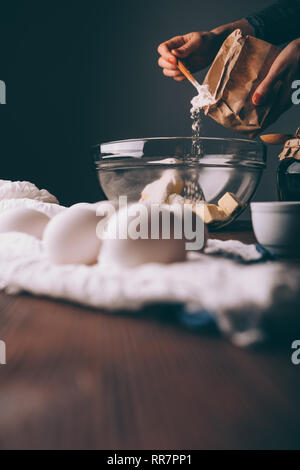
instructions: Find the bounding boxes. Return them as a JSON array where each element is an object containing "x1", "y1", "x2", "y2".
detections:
[{"x1": 203, "y1": 29, "x2": 281, "y2": 135}]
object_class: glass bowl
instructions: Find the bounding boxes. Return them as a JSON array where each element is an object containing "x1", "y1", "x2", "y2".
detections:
[{"x1": 92, "y1": 137, "x2": 266, "y2": 229}]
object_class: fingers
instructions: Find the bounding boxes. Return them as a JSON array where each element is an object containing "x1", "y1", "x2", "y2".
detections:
[
  {"x1": 157, "y1": 43, "x2": 185, "y2": 80},
  {"x1": 252, "y1": 74, "x2": 278, "y2": 106},
  {"x1": 172, "y1": 39, "x2": 198, "y2": 59},
  {"x1": 158, "y1": 56, "x2": 177, "y2": 70},
  {"x1": 157, "y1": 36, "x2": 185, "y2": 63},
  {"x1": 173, "y1": 75, "x2": 186, "y2": 82},
  {"x1": 158, "y1": 35, "x2": 196, "y2": 81},
  {"x1": 157, "y1": 43, "x2": 177, "y2": 64},
  {"x1": 252, "y1": 54, "x2": 286, "y2": 105},
  {"x1": 264, "y1": 79, "x2": 293, "y2": 127},
  {"x1": 162, "y1": 68, "x2": 183, "y2": 78}
]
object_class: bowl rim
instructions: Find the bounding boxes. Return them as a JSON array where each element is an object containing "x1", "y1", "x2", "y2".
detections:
[
  {"x1": 100, "y1": 136, "x2": 262, "y2": 146},
  {"x1": 251, "y1": 201, "x2": 300, "y2": 212},
  {"x1": 251, "y1": 201, "x2": 300, "y2": 206},
  {"x1": 96, "y1": 136, "x2": 266, "y2": 172}
]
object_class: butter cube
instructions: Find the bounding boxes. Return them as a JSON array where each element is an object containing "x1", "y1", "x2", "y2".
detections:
[
  {"x1": 194, "y1": 203, "x2": 226, "y2": 224},
  {"x1": 218, "y1": 192, "x2": 241, "y2": 216}
]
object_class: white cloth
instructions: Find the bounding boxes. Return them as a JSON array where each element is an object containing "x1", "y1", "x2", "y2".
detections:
[{"x1": 0, "y1": 180, "x2": 298, "y2": 347}]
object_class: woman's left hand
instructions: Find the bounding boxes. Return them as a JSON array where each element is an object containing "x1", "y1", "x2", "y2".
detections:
[{"x1": 252, "y1": 38, "x2": 300, "y2": 118}]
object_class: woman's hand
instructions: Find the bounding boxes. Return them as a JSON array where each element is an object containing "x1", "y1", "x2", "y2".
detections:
[
  {"x1": 157, "y1": 31, "x2": 221, "y2": 81},
  {"x1": 252, "y1": 38, "x2": 300, "y2": 118},
  {"x1": 157, "y1": 19, "x2": 254, "y2": 81}
]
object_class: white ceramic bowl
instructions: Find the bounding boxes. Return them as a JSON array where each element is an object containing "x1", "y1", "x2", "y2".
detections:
[{"x1": 251, "y1": 202, "x2": 300, "y2": 256}]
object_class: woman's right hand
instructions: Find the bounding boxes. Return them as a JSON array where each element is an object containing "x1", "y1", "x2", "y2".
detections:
[
  {"x1": 157, "y1": 20, "x2": 255, "y2": 81},
  {"x1": 157, "y1": 31, "x2": 222, "y2": 81}
]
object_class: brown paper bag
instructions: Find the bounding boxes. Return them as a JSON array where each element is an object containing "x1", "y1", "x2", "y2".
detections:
[
  {"x1": 279, "y1": 137, "x2": 300, "y2": 160},
  {"x1": 203, "y1": 29, "x2": 281, "y2": 135}
]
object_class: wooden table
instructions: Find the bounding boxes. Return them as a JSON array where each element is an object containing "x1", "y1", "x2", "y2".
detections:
[{"x1": 0, "y1": 222, "x2": 299, "y2": 450}]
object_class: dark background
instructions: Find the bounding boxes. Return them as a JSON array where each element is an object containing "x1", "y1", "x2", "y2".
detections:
[{"x1": 0, "y1": 0, "x2": 299, "y2": 206}]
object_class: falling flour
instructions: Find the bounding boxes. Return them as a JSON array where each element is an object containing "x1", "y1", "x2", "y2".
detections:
[
  {"x1": 180, "y1": 84, "x2": 215, "y2": 202},
  {"x1": 190, "y1": 85, "x2": 215, "y2": 157}
]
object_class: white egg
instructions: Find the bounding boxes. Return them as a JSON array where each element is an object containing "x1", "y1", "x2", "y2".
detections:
[
  {"x1": 99, "y1": 203, "x2": 207, "y2": 268},
  {"x1": 43, "y1": 206, "x2": 104, "y2": 265},
  {"x1": 0, "y1": 198, "x2": 66, "y2": 219},
  {"x1": 0, "y1": 208, "x2": 50, "y2": 239},
  {"x1": 70, "y1": 200, "x2": 119, "y2": 212},
  {"x1": 70, "y1": 202, "x2": 96, "y2": 211}
]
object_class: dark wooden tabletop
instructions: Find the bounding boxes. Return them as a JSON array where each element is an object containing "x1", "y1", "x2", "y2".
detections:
[{"x1": 0, "y1": 221, "x2": 299, "y2": 450}]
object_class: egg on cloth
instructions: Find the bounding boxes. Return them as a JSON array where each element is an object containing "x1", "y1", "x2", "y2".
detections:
[
  {"x1": 0, "y1": 198, "x2": 66, "y2": 219},
  {"x1": 43, "y1": 206, "x2": 106, "y2": 265},
  {"x1": 98, "y1": 203, "x2": 207, "y2": 269},
  {"x1": 0, "y1": 208, "x2": 50, "y2": 239},
  {"x1": 70, "y1": 199, "x2": 120, "y2": 213}
]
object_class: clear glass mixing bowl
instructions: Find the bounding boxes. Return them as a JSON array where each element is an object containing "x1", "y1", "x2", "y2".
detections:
[{"x1": 93, "y1": 137, "x2": 266, "y2": 229}]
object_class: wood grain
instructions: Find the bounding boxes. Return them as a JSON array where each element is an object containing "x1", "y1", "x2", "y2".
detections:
[{"x1": 0, "y1": 222, "x2": 299, "y2": 450}]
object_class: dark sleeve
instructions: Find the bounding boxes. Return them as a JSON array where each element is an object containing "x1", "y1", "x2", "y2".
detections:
[{"x1": 246, "y1": 0, "x2": 300, "y2": 44}]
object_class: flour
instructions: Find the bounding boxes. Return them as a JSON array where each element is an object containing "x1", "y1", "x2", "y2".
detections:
[
  {"x1": 190, "y1": 84, "x2": 215, "y2": 115},
  {"x1": 190, "y1": 85, "x2": 214, "y2": 158},
  {"x1": 190, "y1": 84, "x2": 215, "y2": 142}
]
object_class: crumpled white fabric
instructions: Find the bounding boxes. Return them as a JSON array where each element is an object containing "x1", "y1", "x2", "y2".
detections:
[
  {"x1": 0, "y1": 180, "x2": 298, "y2": 347},
  {"x1": 0, "y1": 180, "x2": 58, "y2": 204}
]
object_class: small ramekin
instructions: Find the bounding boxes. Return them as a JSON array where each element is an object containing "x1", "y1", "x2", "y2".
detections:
[{"x1": 251, "y1": 202, "x2": 300, "y2": 256}]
